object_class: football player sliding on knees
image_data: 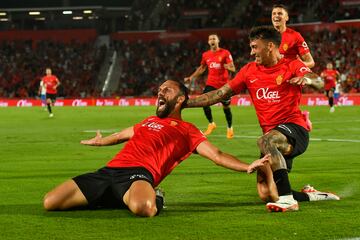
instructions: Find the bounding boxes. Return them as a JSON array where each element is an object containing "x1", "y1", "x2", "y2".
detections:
[{"x1": 43, "y1": 80, "x2": 269, "y2": 217}]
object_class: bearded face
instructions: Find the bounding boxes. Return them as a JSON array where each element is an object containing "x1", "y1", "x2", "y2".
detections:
[{"x1": 156, "y1": 95, "x2": 178, "y2": 118}]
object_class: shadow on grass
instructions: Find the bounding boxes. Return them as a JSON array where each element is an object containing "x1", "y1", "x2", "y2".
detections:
[
  {"x1": 0, "y1": 200, "x2": 264, "y2": 218},
  {"x1": 0, "y1": 203, "x2": 132, "y2": 219}
]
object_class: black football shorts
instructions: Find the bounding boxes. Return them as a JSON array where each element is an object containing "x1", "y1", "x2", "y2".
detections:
[
  {"x1": 73, "y1": 166, "x2": 154, "y2": 209},
  {"x1": 273, "y1": 123, "x2": 309, "y2": 171}
]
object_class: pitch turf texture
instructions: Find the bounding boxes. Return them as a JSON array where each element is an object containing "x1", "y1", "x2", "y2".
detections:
[{"x1": 1, "y1": 105, "x2": 359, "y2": 240}]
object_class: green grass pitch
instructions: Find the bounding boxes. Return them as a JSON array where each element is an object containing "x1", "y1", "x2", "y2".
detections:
[{"x1": 0, "y1": 105, "x2": 359, "y2": 239}]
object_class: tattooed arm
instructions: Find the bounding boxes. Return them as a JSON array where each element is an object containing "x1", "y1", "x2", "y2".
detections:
[{"x1": 186, "y1": 83, "x2": 234, "y2": 108}]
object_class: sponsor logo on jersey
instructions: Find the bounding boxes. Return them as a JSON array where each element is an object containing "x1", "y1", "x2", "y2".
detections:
[
  {"x1": 276, "y1": 75, "x2": 283, "y2": 85},
  {"x1": 142, "y1": 121, "x2": 164, "y2": 131},
  {"x1": 283, "y1": 43, "x2": 288, "y2": 51},
  {"x1": 256, "y1": 88, "x2": 280, "y2": 100},
  {"x1": 209, "y1": 62, "x2": 221, "y2": 69}
]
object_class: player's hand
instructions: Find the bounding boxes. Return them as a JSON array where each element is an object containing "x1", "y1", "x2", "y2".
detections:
[
  {"x1": 288, "y1": 77, "x2": 306, "y2": 86},
  {"x1": 184, "y1": 77, "x2": 192, "y2": 83},
  {"x1": 223, "y1": 63, "x2": 231, "y2": 70},
  {"x1": 80, "y1": 130, "x2": 102, "y2": 146},
  {"x1": 247, "y1": 154, "x2": 271, "y2": 174}
]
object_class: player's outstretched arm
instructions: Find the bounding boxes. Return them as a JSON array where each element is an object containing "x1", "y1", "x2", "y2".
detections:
[
  {"x1": 224, "y1": 62, "x2": 236, "y2": 72},
  {"x1": 289, "y1": 72, "x2": 324, "y2": 90},
  {"x1": 186, "y1": 83, "x2": 233, "y2": 108},
  {"x1": 184, "y1": 65, "x2": 207, "y2": 83},
  {"x1": 195, "y1": 140, "x2": 270, "y2": 173},
  {"x1": 80, "y1": 127, "x2": 134, "y2": 146},
  {"x1": 299, "y1": 53, "x2": 315, "y2": 69}
]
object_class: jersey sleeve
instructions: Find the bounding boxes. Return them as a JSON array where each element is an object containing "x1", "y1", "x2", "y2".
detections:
[
  {"x1": 228, "y1": 65, "x2": 248, "y2": 94},
  {"x1": 200, "y1": 52, "x2": 207, "y2": 66},
  {"x1": 295, "y1": 32, "x2": 310, "y2": 56},
  {"x1": 290, "y1": 59, "x2": 312, "y2": 77},
  {"x1": 187, "y1": 124, "x2": 207, "y2": 152},
  {"x1": 225, "y1": 50, "x2": 233, "y2": 64}
]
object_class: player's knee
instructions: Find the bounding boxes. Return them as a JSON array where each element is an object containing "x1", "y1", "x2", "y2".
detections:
[
  {"x1": 258, "y1": 131, "x2": 286, "y2": 152},
  {"x1": 129, "y1": 199, "x2": 157, "y2": 217},
  {"x1": 257, "y1": 134, "x2": 275, "y2": 153}
]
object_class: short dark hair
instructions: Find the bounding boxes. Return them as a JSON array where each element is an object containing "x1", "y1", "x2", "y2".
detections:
[
  {"x1": 168, "y1": 80, "x2": 189, "y2": 109},
  {"x1": 272, "y1": 4, "x2": 289, "y2": 14},
  {"x1": 208, "y1": 33, "x2": 220, "y2": 40},
  {"x1": 249, "y1": 26, "x2": 282, "y2": 47}
]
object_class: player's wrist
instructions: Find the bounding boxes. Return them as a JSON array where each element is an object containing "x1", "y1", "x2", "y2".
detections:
[{"x1": 303, "y1": 77, "x2": 312, "y2": 85}]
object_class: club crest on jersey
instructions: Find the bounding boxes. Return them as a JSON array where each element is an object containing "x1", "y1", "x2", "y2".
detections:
[
  {"x1": 283, "y1": 43, "x2": 288, "y2": 51},
  {"x1": 218, "y1": 56, "x2": 222, "y2": 61},
  {"x1": 276, "y1": 75, "x2": 283, "y2": 85}
]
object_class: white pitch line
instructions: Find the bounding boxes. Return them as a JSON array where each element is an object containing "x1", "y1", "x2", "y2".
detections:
[
  {"x1": 83, "y1": 129, "x2": 118, "y2": 133},
  {"x1": 337, "y1": 238, "x2": 360, "y2": 240},
  {"x1": 83, "y1": 129, "x2": 360, "y2": 143}
]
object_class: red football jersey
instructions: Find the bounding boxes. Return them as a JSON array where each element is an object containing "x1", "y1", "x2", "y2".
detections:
[
  {"x1": 201, "y1": 48, "x2": 233, "y2": 89},
  {"x1": 106, "y1": 116, "x2": 207, "y2": 186},
  {"x1": 229, "y1": 58, "x2": 312, "y2": 133},
  {"x1": 321, "y1": 69, "x2": 339, "y2": 90},
  {"x1": 280, "y1": 28, "x2": 310, "y2": 60},
  {"x1": 42, "y1": 75, "x2": 59, "y2": 94}
]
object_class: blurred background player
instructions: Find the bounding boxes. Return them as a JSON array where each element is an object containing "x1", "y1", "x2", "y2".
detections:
[
  {"x1": 184, "y1": 34, "x2": 236, "y2": 139},
  {"x1": 38, "y1": 79, "x2": 47, "y2": 109},
  {"x1": 271, "y1": 4, "x2": 315, "y2": 130},
  {"x1": 321, "y1": 62, "x2": 340, "y2": 112},
  {"x1": 334, "y1": 81, "x2": 342, "y2": 106},
  {"x1": 42, "y1": 68, "x2": 60, "y2": 117}
]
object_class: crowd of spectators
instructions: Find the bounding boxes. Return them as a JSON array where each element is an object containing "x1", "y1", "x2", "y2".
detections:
[
  {"x1": 147, "y1": 0, "x2": 238, "y2": 30},
  {"x1": 1, "y1": 0, "x2": 359, "y2": 99},
  {"x1": 312, "y1": 0, "x2": 360, "y2": 22},
  {"x1": 1, "y1": 24, "x2": 359, "y2": 99},
  {"x1": 0, "y1": 40, "x2": 106, "y2": 98},
  {"x1": 114, "y1": 39, "x2": 207, "y2": 96},
  {"x1": 143, "y1": 0, "x2": 360, "y2": 31},
  {"x1": 306, "y1": 26, "x2": 360, "y2": 93},
  {"x1": 119, "y1": 0, "x2": 158, "y2": 31}
]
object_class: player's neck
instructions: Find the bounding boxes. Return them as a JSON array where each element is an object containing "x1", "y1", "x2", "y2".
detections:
[
  {"x1": 210, "y1": 46, "x2": 219, "y2": 52},
  {"x1": 167, "y1": 112, "x2": 182, "y2": 120},
  {"x1": 276, "y1": 25, "x2": 286, "y2": 33},
  {"x1": 264, "y1": 54, "x2": 282, "y2": 67}
]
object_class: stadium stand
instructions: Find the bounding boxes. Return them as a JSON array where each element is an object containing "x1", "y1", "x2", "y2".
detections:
[
  {"x1": 0, "y1": 0, "x2": 359, "y2": 97},
  {"x1": 0, "y1": 40, "x2": 106, "y2": 98}
]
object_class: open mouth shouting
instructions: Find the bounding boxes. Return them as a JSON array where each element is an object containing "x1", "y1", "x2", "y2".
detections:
[{"x1": 157, "y1": 97, "x2": 166, "y2": 111}]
